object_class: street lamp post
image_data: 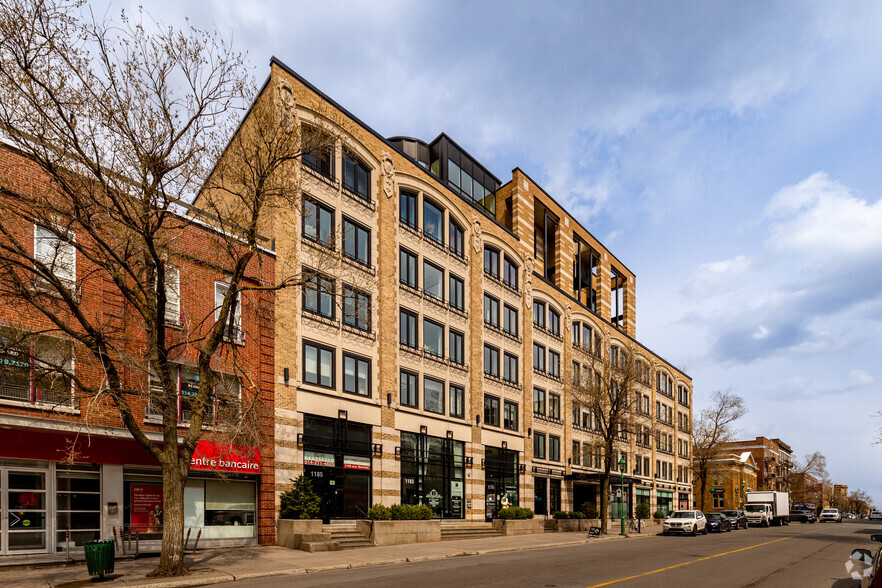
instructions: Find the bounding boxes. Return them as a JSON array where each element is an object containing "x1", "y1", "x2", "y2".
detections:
[{"x1": 619, "y1": 456, "x2": 626, "y2": 536}]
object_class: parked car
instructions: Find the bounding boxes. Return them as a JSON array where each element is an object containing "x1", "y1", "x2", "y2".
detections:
[
  {"x1": 663, "y1": 510, "x2": 708, "y2": 536},
  {"x1": 849, "y1": 533, "x2": 882, "y2": 587},
  {"x1": 706, "y1": 512, "x2": 733, "y2": 533},
  {"x1": 820, "y1": 508, "x2": 842, "y2": 523},
  {"x1": 871, "y1": 511, "x2": 882, "y2": 521},
  {"x1": 722, "y1": 509, "x2": 748, "y2": 529},
  {"x1": 789, "y1": 509, "x2": 817, "y2": 524}
]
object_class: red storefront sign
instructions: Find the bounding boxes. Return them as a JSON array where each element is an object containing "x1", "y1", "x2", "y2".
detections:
[{"x1": 190, "y1": 440, "x2": 261, "y2": 473}]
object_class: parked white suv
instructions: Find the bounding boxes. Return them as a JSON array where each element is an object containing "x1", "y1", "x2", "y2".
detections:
[
  {"x1": 663, "y1": 510, "x2": 708, "y2": 536},
  {"x1": 819, "y1": 508, "x2": 842, "y2": 523}
]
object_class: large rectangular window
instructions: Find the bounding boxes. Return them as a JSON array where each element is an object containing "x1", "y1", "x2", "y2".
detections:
[
  {"x1": 400, "y1": 370, "x2": 418, "y2": 408},
  {"x1": 484, "y1": 247, "x2": 499, "y2": 278},
  {"x1": 449, "y1": 329, "x2": 464, "y2": 365},
  {"x1": 400, "y1": 309, "x2": 418, "y2": 348},
  {"x1": 303, "y1": 341, "x2": 334, "y2": 389},
  {"x1": 548, "y1": 350, "x2": 560, "y2": 379},
  {"x1": 532, "y1": 343, "x2": 545, "y2": 372},
  {"x1": 400, "y1": 190, "x2": 418, "y2": 228},
  {"x1": 449, "y1": 275, "x2": 464, "y2": 310},
  {"x1": 424, "y1": 377, "x2": 445, "y2": 414},
  {"x1": 483, "y1": 294, "x2": 499, "y2": 327},
  {"x1": 423, "y1": 261, "x2": 444, "y2": 301},
  {"x1": 484, "y1": 395, "x2": 500, "y2": 427},
  {"x1": 423, "y1": 200, "x2": 444, "y2": 244},
  {"x1": 214, "y1": 281, "x2": 242, "y2": 342},
  {"x1": 303, "y1": 199, "x2": 335, "y2": 247},
  {"x1": 343, "y1": 353, "x2": 370, "y2": 397},
  {"x1": 533, "y1": 433, "x2": 546, "y2": 460},
  {"x1": 423, "y1": 318, "x2": 444, "y2": 358},
  {"x1": 503, "y1": 353, "x2": 518, "y2": 385},
  {"x1": 302, "y1": 126, "x2": 334, "y2": 179},
  {"x1": 548, "y1": 308, "x2": 560, "y2": 336},
  {"x1": 503, "y1": 304, "x2": 518, "y2": 337},
  {"x1": 0, "y1": 329, "x2": 74, "y2": 407},
  {"x1": 343, "y1": 151, "x2": 370, "y2": 200},
  {"x1": 503, "y1": 401, "x2": 518, "y2": 431},
  {"x1": 343, "y1": 286, "x2": 371, "y2": 332},
  {"x1": 342, "y1": 217, "x2": 370, "y2": 265},
  {"x1": 549, "y1": 436, "x2": 560, "y2": 462},
  {"x1": 483, "y1": 344, "x2": 499, "y2": 378},
  {"x1": 399, "y1": 248, "x2": 418, "y2": 288},
  {"x1": 449, "y1": 385, "x2": 464, "y2": 419},
  {"x1": 303, "y1": 272, "x2": 335, "y2": 319},
  {"x1": 532, "y1": 300, "x2": 546, "y2": 328},
  {"x1": 449, "y1": 220, "x2": 464, "y2": 258},
  {"x1": 533, "y1": 387, "x2": 546, "y2": 415},
  {"x1": 34, "y1": 224, "x2": 76, "y2": 287},
  {"x1": 548, "y1": 393, "x2": 560, "y2": 420},
  {"x1": 503, "y1": 255, "x2": 518, "y2": 290}
]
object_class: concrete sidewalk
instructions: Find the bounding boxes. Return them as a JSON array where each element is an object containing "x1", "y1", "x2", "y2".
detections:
[{"x1": 0, "y1": 530, "x2": 652, "y2": 587}]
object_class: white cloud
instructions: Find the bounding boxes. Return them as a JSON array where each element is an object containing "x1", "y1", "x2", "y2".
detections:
[{"x1": 848, "y1": 369, "x2": 875, "y2": 387}]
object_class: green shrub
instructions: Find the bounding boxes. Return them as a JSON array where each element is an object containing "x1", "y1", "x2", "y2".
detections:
[
  {"x1": 497, "y1": 506, "x2": 534, "y2": 519},
  {"x1": 367, "y1": 504, "x2": 392, "y2": 520},
  {"x1": 653, "y1": 510, "x2": 665, "y2": 520},
  {"x1": 377, "y1": 504, "x2": 434, "y2": 520},
  {"x1": 553, "y1": 511, "x2": 586, "y2": 519},
  {"x1": 635, "y1": 503, "x2": 652, "y2": 520},
  {"x1": 279, "y1": 475, "x2": 321, "y2": 519},
  {"x1": 580, "y1": 502, "x2": 598, "y2": 519}
]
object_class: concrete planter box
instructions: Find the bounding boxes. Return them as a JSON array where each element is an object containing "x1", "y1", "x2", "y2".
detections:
[
  {"x1": 357, "y1": 519, "x2": 441, "y2": 546},
  {"x1": 492, "y1": 518, "x2": 545, "y2": 536},
  {"x1": 276, "y1": 519, "x2": 323, "y2": 549},
  {"x1": 547, "y1": 518, "x2": 588, "y2": 532}
]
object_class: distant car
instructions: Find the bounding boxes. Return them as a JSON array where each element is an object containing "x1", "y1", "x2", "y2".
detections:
[
  {"x1": 722, "y1": 510, "x2": 748, "y2": 529},
  {"x1": 871, "y1": 511, "x2": 882, "y2": 521},
  {"x1": 820, "y1": 508, "x2": 842, "y2": 523},
  {"x1": 790, "y1": 510, "x2": 817, "y2": 524},
  {"x1": 663, "y1": 510, "x2": 708, "y2": 536},
  {"x1": 706, "y1": 512, "x2": 733, "y2": 533}
]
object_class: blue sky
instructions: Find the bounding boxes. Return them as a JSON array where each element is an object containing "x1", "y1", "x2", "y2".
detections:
[{"x1": 109, "y1": 0, "x2": 882, "y2": 505}]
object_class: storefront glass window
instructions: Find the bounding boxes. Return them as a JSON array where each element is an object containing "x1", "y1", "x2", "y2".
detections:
[{"x1": 55, "y1": 466, "x2": 100, "y2": 551}]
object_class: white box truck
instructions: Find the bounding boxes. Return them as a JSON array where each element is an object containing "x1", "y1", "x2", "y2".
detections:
[{"x1": 745, "y1": 491, "x2": 790, "y2": 526}]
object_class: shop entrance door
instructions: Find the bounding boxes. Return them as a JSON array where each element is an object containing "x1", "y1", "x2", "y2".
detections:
[
  {"x1": 1, "y1": 467, "x2": 49, "y2": 555},
  {"x1": 305, "y1": 465, "x2": 343, "y2": 522}
]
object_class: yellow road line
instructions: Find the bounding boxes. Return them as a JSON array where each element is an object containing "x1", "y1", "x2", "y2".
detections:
[{"x1": 586, "y1": 533, "x2": 808, "y2": 587}]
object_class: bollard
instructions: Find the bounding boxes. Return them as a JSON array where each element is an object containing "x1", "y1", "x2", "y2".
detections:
[
  {"x1": 135, "y1": 531, "x2": 140, "y2": 558},
  {"x1": 65, "y1": 529, "x2": 70, "y2": 561},
  {"x1": 121, "y1": 528, "x2": 127, "y2": 555},
  {"x1": 112, "y1": 527, "x2": 119, "y2": 552},
  {"x1": 192, "y1": 529, "x2": 202, "y2": 554},
  {"x1": 184, "y1": 527, "x2": 192, "y2": 552},
  {"x1": 127, "y1": 530, "x2": 132, "y2": 553}
]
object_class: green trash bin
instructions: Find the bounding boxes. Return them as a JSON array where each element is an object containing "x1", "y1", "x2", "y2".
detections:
[{"x1": 84, "y1": 539, "x2": 115, "y2": 578}]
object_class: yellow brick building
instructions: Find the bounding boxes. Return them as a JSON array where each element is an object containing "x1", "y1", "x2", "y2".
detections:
[
  {"x1": 697, "y1": 452, "x2": 758, "y2": 512},
  {"x1": 208, "y1": 58, "x2": 694, "y2": 522}
]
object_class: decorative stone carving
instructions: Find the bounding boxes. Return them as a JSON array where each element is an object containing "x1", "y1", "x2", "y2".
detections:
[
  {"x1": 565, "y1": 303, "x2": 572, "y2": 331},
  {"x1": 472, "y1": 215, "x2": 482, "y2": 254},
  {"x1": 382, "y1": 152, "x2": 395, "y2": 199},
  {"x1": 275, "y1": 80, "x2": 297, "y2": 132},
  {"x1": 524, "y1": 255, "x2": 534, "y2": 310}
]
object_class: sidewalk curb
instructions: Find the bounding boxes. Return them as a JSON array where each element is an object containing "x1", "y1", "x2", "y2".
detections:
[{"x1": 35, "y1": 532, "x2": 653, "y2": 587}]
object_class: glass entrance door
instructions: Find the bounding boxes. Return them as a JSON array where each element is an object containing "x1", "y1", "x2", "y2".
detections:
[{"x1": 2, "y1": 468, "x2": 49, "y2": 554}]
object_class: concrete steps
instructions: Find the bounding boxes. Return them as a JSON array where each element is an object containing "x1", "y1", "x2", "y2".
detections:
[
  {"x1": 323, "y1": 525, "x2": 373, "y2": 550},
  {"x1": 440, "y1": 522, "x2": 503, "y2": 541}
]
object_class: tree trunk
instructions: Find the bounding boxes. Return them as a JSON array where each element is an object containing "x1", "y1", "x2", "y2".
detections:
[
  {"x1": 699, "y1": 474, "x2": 708, "y2": 512},
  {"x1": 149, "y1": 465, "x2": 189, "y2": 577},
  {"x1": 599, "y1": 472, "x2": 609, "y2": 534}
]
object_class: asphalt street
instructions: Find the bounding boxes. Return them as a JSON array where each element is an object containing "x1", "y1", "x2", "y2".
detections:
[{"x1": 232, "y1": 519, "x2": 882, "y2": 588}]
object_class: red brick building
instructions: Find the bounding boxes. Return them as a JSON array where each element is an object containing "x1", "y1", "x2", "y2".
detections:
[
  {"x1": 722, "y1": 436, "x2": 792, "y2": 492},
  {"x1": 0, "y1": 143, "x2": 276, "y2": 556}
]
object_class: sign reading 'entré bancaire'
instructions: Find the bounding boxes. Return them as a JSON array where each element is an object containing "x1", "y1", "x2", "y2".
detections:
[{"x1": 190, "y1": 440, "x2": 261, "y2": 473}]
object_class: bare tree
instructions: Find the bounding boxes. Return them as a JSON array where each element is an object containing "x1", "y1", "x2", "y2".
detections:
[
  {"x1": 0, "y1": 0, "x2": 339, "y2": 576},
  {"x1": 571, "y1": 340, "x2": 643, "y2": 535},
  {"x1": 692, "y1": 390, "x2": 747, "y2": 511},
  {"x1": 789, "y1": 451, "x2": 829, "y2": 483},
  {"x1": 845, "y1": 489, "x2": 871, "y2": 515}
]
